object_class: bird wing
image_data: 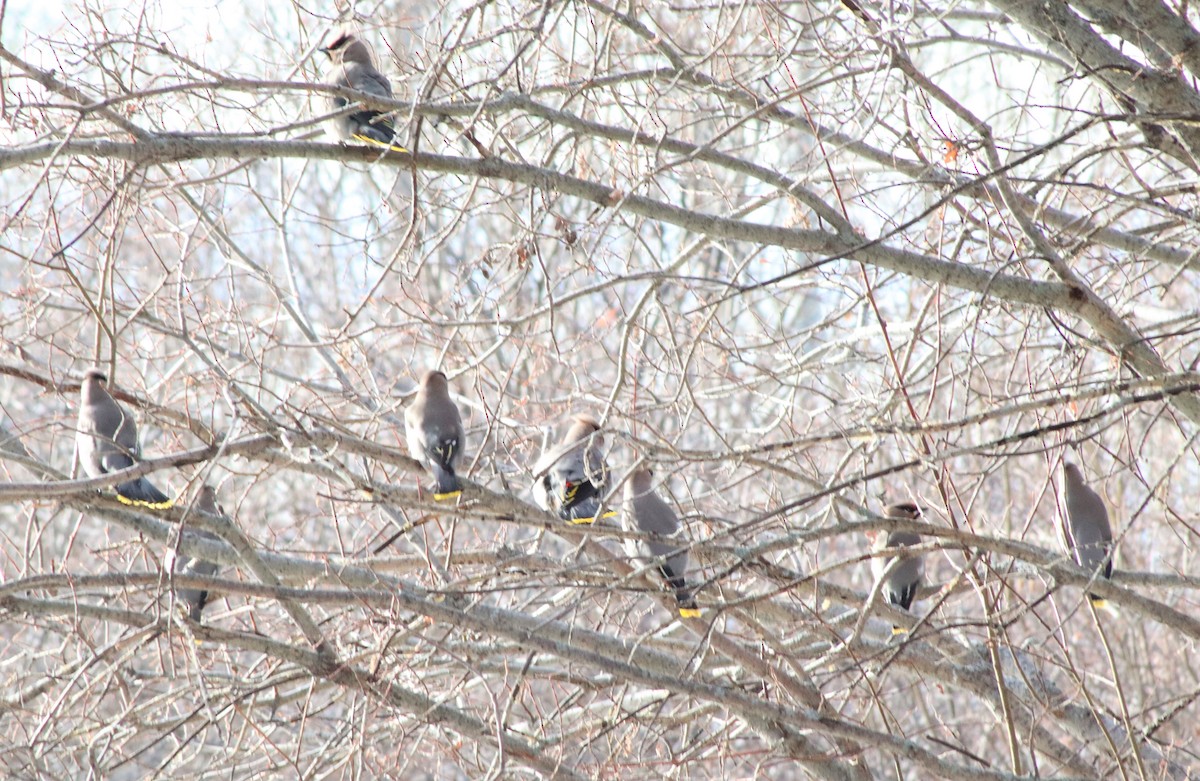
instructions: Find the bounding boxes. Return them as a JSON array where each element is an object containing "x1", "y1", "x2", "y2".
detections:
[
  {"x1": 424, "y1": 430, "x2": 461, "y2": 471},
  {"x1": 636, "y1": 492, "x2": 687, "y2": 572},
  {"x1": 1086, "y1": 488, "x2": 1115, "y2": 543},
  {"x1": 884, "y1": 558, "x2": 924, "y2": 610},
  {"x1": 80, "y1": 399, "x2": 139, "y2": 474},
  {"x1": 101, "y1": 406, "x2": 143, "y2": 473},
  {"x1": 1065, "y1": 486, "x2": 1112, "y2": 569},
  {"x1": 112, "y1": 404, "x2": 141, "y2": 456},
  {"x1": 344, "y1": 62, "x2": 393, "y2": 100},
  {"x1": 634, "y1": 493, "x2": 681, "y2": 536}
]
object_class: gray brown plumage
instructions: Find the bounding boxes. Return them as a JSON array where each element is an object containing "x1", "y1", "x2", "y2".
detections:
[
  {"x1": 322, "y1": 32, "x2": 408, "y2": 153},
  {"x1": 174, "y1": 484, "x2": 221, "y2": 622},
  {"x1": 623, "y1": 469, "x2": 701, "y2": 618},
  {"x1": 870, "y1": 502, "x2": 925, "y2": 635},
  {"x1": 1062, "y1": 462, "x2": 1115, "y2": 608},
  {"x1": 405, "y1": 370, "x2": 465, "y2": 499},
  {"x1": 532, "y1": 414, "x2": 612, "y2": 524},
  {"x1": 75, "y1": 368, "x2": 172, "y2": 508}
]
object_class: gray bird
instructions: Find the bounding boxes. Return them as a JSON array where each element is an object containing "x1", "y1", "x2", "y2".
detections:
[
  {"x1": 623, "y1": 469, "x2": 701, "y2": 618},
  {"x1": 531, "y1": 414, "x2": 614, "y2": 524},
  {"x1": 405, "y1": 370, "x2": 465, "y2": 500},
  {"x1": 869, "y1": 502, "x2": 925, "y2": 635},
  {"x1": 321, "y1": 32, "x2": 408, "y2": 153},
  {"x1": 174, "y1": 484, "x2": 222, "y2": 622},
  {"x1": 76, "y1": 368, "x2": 172, "y2": 508},
  {"x1": 1062, "y1": 462, "x2": 1115, "y2": 608}
]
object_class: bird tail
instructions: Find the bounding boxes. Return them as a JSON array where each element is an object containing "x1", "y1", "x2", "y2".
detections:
[
  {"x1": 560, "y1": 481, "x2": 617, "y2": 525},
  {"x1": 430, "y1": 462, "x2": 461, "y2": 501},
  {"x1": 1088, "y1": 594, "x2": 1109, "y2": 609},
  {"x1": 353, "y1": 133, "x2": 410, "y2": 154},
  {"x1": 664, "y1": 571, "x2": 701, "y2": 618},
  {"x1": 677, "y1": 593, "x2": 702, "y2": 619},
  {"x1": 352, "y1": 120, "x2": 409, "y2": 153},
  {"x1": 662, "y1": 568, "x2": 700, "y2": 619},
  {"x1": 563, "y1": 509, "x2": 618, "y2": 524},
  {"x1": 562, "y1": 500, "x2": 598, "y2": 525},
  {"x1": 561, "y1": 503, "x2": 617, "y2": 525},
  {"x1": 116, "y1": 478, "x2": 173, "y2": 509},
  {"x1": 174, "y1": 587, "x2": 209, "y2": 622},
  {"x1": 887, "y1": 584, "x2": 919, "y2": 613},
  {"x1": 561, "y1": 492, "x2": 600, "y2": 525},
  {"x1": 891, "y1": 625, "x2": 909, "y2": 636},
  {"x1": 188, "y1": 590, "x2": 210, "y2": 622}
]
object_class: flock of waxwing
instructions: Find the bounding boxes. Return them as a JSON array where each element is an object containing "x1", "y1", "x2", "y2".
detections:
[
  {"x1": 60, "y1": 28, "x2": 1121, "y2": 628},
  {"x1": 71, "y1": 364, "x2": 1119, "y2": 628}
]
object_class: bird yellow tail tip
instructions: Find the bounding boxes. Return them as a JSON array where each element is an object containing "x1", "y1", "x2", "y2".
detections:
[
  {"x1": 678, "y1": 607, "x2": 702, "y2": 619},
  {"x1": 116, "y1": 495, "x2": 174, "y2": 510},
  {"x1": 1089, "y1": 598, "x2": 1109, "y2": 609},
  {"x1": 353, "y1": 134, "x2": 409, "y2": 153},
  {"x1": 433, "y1": 490, "x2": 462, "y2": 502},
  {"x1": 599, "y1": 510, "x2": 618, "y2": 519},
  {"x1": 567, "y1": 516, "x2": 596, "y2": 525},
  {"x1": 891, "y1": 625, "x2": 909, "y2": 636}
]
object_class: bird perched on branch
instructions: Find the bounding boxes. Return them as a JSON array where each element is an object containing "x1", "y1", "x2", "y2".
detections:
[
  {"x1": 173, "y1": 484, "x2": 222, "y2": 622},
  {"x1": 532, "y1": 413, "x2": 615, "y2": 524},
  {"x1": 1061, "y1": 462, "x2": 1115, "y2": 608},
  {"x1": 405, "y1": 370, "x2": 465, "y2": 500},
  {"x1": 321, "y1": 31, "x2": 409, "y2": 153},
  {"x1": 623, "y1": 469, "x2": 701, "y2": 619},
  {"x1": 75, "y1": 368, "x2": 173, "y2": 509},
  {"x1": 868, "y1": 502, "x2": 925, "y2": 635}
]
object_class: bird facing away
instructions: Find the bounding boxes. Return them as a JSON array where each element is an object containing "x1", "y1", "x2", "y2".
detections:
[
  {"x1": 531, "y1": 414, "x2": 615, "y2": 524},
  {"x1": 75, "y1": 368, "x2": 173, "y2": 509},
  {"x1": 1062, "y1": 462, "x2": 1115, "y2": 608},
  {"x1": 869, "y1": 502, "x2": 925, "y2": 635},
  {"x1": 623, "y1": 469, "x2": 701, "y2": 619},
  {"x1": 321, "y1": 32, "x2": 408, "y2": 153},
  {"x1": 174, "y1": 484, "x2": 222, "y2": 622},
  {"x1": 405, "y1": 370, "x2": 465, "y2": 500}
]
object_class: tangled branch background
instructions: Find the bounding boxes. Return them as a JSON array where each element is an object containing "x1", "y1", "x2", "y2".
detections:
[{"x1": 2, "y1": 0, "x2": 1200, "y2": 778}]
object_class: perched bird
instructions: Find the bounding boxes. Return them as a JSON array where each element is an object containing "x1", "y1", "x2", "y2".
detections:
[
  {"x1": 75, "y1": 368, "x2": 173, "y2": 509},
  {"x1": 869, "y1": 502, "x2": 925, "y2": 635},
  {"x1": 405, "y1": 370, "x2": 465, "y2": 500},
  {"x1": 174, "y1": 484, "x2": 222, "y2": 622},
  {"x1": 1061, "y1": 462, "x2": 1115, "y2": 608},
  {"x1": 321, "y1": 32, "x2": 408, "y2": 153},
  {"x1": 531, "y1": 414, "x2": 615, "y2": 524},
  {"x1": 623, "y1": 469, "x2": 701, "y2": 618}
]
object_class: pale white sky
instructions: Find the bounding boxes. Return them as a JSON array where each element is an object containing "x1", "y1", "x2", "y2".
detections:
[{"x1": 1, "y1": 0, "x2": 339, "y2": 74}]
